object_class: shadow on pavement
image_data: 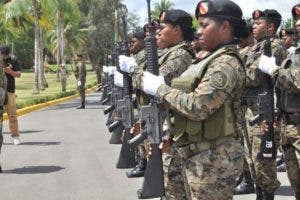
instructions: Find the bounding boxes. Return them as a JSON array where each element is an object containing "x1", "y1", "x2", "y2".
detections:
[
  {"x1": 3, "y1": 141, "x2": 61, "y2": 146},
  {"x1": 2, "y1": 166, "x2": 65, "y2": 174},
  {"x1": 3, "y1": 130, "x2": 44, "y2": 135},
  {"x1": 275, "y1": 186, "x2": 295, "y2": 196},
  {"x1": 20, "y1": 141, "x2": 61, "y2": 146}
]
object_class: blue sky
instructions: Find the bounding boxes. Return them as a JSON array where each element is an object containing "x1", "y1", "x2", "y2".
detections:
[{"x1": 123, "y1": 0, "x2": 299, "y2": 25}]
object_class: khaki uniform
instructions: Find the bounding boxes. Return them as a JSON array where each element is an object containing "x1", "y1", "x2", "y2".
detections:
[
  {"x1": 59, "y1": 65, "x2": 68, "y2": 92},
  {"x1": 243, "y1": 38, "x2": 286, "y2": 193},
  {"x1": 157, "y1": 45, "x2": 246, "y2": 199},
  {"x1": 74, "y1": 61, "x2": 87, "y2": 103},
  {"x1": 274, "y1": 46, "x2": 300, "y2": 199},
  {"x1": 133, "y1": 41, "x2": 194, "y2": 199}
]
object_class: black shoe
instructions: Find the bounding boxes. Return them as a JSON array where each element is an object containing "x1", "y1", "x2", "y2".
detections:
[
  {"x1": 235, "y1": 172, "x2": 244, "y2": 186},
  {"x1": 234, "y1": 181, "x2": 255, "y2": 194},
  {"x1": 76, "y1": 104, "x2": 85, "y2": 109},
  {"x1": 262, "y1": 190, "x2": 274, "y2": 200},
  {"x1": 0, "y1": 165, "x2": 2, "y2": 173},
  {"x1": 256, "y1": 187, "x2": 263, "y2": 200},
  {"x1": 234, "y1": 170, "x2": 255, "y2": 194},
  {"x1": 126, "y1": 159, "x2": 147, "y2": 178},
  {"x1": 277, "y1": 162, "x2": 286, "y2": 172}
]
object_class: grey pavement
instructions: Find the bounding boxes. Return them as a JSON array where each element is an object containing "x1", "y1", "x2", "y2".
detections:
[{"x1": 0, "y1": 91, "x2": 296, "y2": 200}]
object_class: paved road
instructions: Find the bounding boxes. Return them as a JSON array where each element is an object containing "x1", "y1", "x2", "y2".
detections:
[{"x1": 0, "y1": 91, "x2": 296, "y2": 200}]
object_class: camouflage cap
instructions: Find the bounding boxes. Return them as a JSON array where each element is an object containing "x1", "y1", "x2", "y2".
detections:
[
  {"x1": 159, "y1": 9, "x2": 193, "y2": 28},
  {"x1": 252, "y1": 9, "x2": 282, "y2": 21},
  {"x1": 292, "y1": 4, "x2": 300, "y2": 19},
  {"x1": 195, "y1": 0, "x2": 243, "y2": 21}
]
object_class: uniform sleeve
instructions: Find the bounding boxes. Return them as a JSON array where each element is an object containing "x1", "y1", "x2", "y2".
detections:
[
  {"x1": 132, "y1": 65, "x2": 144, "y2": 90},
  {"x1": 276, "y1": 67, "x2": 300, "y2": 92},
  {"x1": 74, "y1": 64, "x2": 79, "y2": 79},
  {"x1": 245, "y1": 54, "x2": 264, "y2": 87},
  {"x1": 159, "y1": 49, "x2": 193, "y2": 86},
  {"x1": 157, "y1": 56, "x2": 239, "y2": 121},
  {"x1": 79, "y1": 63, "x2": 86, "y2": 81}
]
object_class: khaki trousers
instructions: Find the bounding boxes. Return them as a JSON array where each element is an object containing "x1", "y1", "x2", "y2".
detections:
[{"x1": 5, "y1": 92, "x2": 19, "y2": 137}]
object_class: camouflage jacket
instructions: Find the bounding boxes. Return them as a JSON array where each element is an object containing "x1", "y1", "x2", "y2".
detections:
[
  {"x1": 132, "y1": 41, "x2": 194, "y2": 89},
  {"x1": 132, "y1": 48, "x2": 146, "y2": 70},
  {"x1": 157, "y1": 44, "x2": 246, "y2": 122},
  {"x1": 74, "y1": 61, "x2": 86, "y2": 83},
  {"x1": 275, "y1": 46, "x2": 300, "y2": 93}
]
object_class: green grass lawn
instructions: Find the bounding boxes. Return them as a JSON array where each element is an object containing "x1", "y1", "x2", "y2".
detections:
[{"x1": 15, "y1": 66, "x2": 98, "y2": 109}]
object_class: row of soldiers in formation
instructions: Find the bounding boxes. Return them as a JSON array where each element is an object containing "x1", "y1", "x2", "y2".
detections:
[{"x1": 100, "y1": 0, "x2": 300, "y2": 199}]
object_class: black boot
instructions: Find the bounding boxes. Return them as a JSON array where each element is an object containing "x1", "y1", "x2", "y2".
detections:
[
  {"x1": 126, "y1": 158, "x2": 147, "y2": 178},
  {"x1": 0, "y1": 164, "x2": 2, "y2": 173},
  {"x1": 262, "y1": 190, "x2": 274, "y2": 200},
  {"x1": 234, "y1": 170, "x2": 255, "y2": 194},
  {"x1": 235, "y1": 172, "x2": 244, "y2": 186},
  {"x1": 256, "y1": 186, "x2": 263, "y2": 200},
  {"x1": 76, "y1": 102, "x2": 85, "y2": 109}
]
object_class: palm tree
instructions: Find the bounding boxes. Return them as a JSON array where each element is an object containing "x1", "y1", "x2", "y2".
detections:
[{"x1": 151, "y1": 0, "x2": 174, "y2": 20}]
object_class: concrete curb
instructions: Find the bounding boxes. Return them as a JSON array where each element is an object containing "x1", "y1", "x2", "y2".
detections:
[{"x1": 3, "y1": 85, "x2": 99, "y2": 121}]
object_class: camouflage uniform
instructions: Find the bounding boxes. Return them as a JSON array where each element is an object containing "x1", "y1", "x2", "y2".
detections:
[
  {"x1": 132, "y1": 48, "x2": 147, "y2": 161},
  {"x1": 243, "y1": 38, "x2": 286, "y2": 193},
  {"x1": 74, "y1": 60, "x2": 87, "y2": 105},
  {"x1": 133, "y1": 41, "x2": 194, "y2": 199},
  {"x1": 274, "y1": 45, "x2": 300, "y2": 199},
  {"x1": 157, "y1": 44, "x2": 246, "y2": 200},
  {"x1": 59, "y1": 64, "x2": 68, "y2": 92}
]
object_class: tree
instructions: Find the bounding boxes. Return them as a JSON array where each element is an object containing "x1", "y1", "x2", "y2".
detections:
[{"x1": 151, "y1": 0, "x2": 174, "y2": 20}]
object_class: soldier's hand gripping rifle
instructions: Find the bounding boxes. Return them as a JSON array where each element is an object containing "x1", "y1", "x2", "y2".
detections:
[
  {"x1": 110, "y1": 5, "x2": 136, "y2": 168},
  {"x1": 128, "y1": 0, "x2": 164, "y2": 198},
  {"x1": 250, "y1": 15, "x2": 276, "y2": 159}
]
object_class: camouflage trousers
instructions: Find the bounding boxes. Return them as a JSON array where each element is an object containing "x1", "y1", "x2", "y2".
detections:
[
  {"x1": 163, "y1": 139, "x2": 243, "y2": 200},
  {"x1": 281, "y1": 122, "x2": 300, "y2": 199},
  {"x1": 78, "y1": 84, "x2": 85, "y2": 103},
  {"x1": 244, "y1": 108, "x2": 281, "y2": 193},
  {"x1": 163, "y1": 146, "x2": 188, "y2": 200}
]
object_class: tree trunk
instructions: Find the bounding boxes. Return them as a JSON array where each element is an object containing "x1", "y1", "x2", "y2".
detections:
[
  {"x1": 39, "y1": 28, "x2": 46, "y2": 90},
  {"x1": 32, "y1": 0, "x2": 40, "y2": 94},
  {"x1": 57, "y1": 10, "x2": 65, "y2": 88}
]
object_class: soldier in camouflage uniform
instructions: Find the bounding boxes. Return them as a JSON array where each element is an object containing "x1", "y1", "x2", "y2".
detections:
[
  {"x1": 58, "y1": 64, "x2": 68, "y2": 92},
  {"x1": 141, "y1": 0, "x2": 249, "y2": 199},
  {"x1": 74, "y1": 54, "x2": 87, "y2": 109},
  {"x1": 242, "y1": 9, "x2": 287, "y2": 199},
  {"x1": 125, "y1": 31, "x2": 148, "y2": 178},
  {"x1": 0, "y1": 54, "x2": 7, "y2": 172},
  {"x1": 258, "y1": 4, "x2": 300, "y2": 199},
  {"x1": 234, "y1": 24, "x2": 256, "y2": 194},
  {"x1": 119, "y1": 9, "x2": 195, "y2": 200}
]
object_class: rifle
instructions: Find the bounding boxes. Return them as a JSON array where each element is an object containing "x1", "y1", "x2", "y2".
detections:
[
  {"x1": 112, "y1": 5, "x2": 136, "y2": 168},
  {"x1": 250, "y1": 14, "x2": 276, "y2": 159},
  {"x1": 128, "y1": 0, "x2": 164, "y2": 198}
]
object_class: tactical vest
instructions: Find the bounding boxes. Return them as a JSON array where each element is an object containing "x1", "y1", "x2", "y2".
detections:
[
  {"x1": 280, "y1": 46, "x2": 300, "y2": 124},
  {"x1": 171, "y1": 46, "x2": 242, "y2": 146}
]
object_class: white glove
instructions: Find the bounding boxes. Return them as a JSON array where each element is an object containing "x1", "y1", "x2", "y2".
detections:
[
  {"x1": 108, "y1": 66, "x2": 117, "y2": 75},
  {"x1": 119, "y1": 55, "x2": 137, "y2": 73},
  {"x1": 287, "y1": 46, "x2": 296, "y2": 54},
  {"x1": 103, "y1": 66, "x2": 109, "y2": 73},
  {"x1": 142, "y1": 71, "x2": 165, "y2": 96},
  {"x1": 258, "y1": 55, "x2": 279, "y2": 76},
  {"x1": 77, "y1": 81, "x2": 82, "y2": 87},
  {"x1": 114, "y1": 71, "x2": 124, "y2": 87}
]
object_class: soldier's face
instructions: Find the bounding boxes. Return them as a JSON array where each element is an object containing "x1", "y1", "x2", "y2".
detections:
[
  {"x1": 197, "y1": 17, "x2": 224, "y2": 51},
  {"x1": 155, "y1": 23, "x2": 180, "y2": 49},
  {"x1": 296, "y1": 18, "x2": 300, "y2": 37},
  {"x1": 129, "y1": 38, "x2": 144, "y2": 54},
  {"x1": 253, "y1": 19, "x2": 267, "y2": 41}
]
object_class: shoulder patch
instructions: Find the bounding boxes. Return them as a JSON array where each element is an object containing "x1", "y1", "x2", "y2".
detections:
[{"x1": 211, "y1": 71, "x2": 228, "y2": 89}]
